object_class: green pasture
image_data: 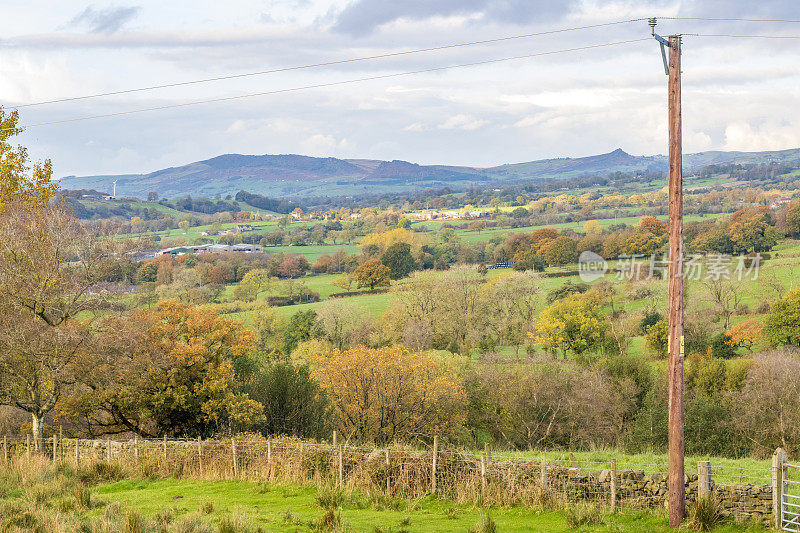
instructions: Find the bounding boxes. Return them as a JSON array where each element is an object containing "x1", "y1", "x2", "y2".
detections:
[{"x1": 90, "y1": 479, "x2": 764, "y2": 532}]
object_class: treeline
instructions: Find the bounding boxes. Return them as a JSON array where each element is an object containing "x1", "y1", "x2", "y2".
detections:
[{"x1": 235, "y1": 190, "x2": 299, "y2": 214}]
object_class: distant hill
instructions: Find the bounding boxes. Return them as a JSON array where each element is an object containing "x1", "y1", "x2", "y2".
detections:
[{"x1": 59, "y1": 147, "x2": 800, "y2": 199}]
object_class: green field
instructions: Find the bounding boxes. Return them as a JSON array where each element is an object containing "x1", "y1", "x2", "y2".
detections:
[{"x1": 87, "y1": 479, "x2": 762, "y2": 532}]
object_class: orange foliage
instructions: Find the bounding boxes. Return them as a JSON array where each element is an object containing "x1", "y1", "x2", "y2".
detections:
[
  {"x1": 311, "y1": 345, "x2": 466, "y2": 443},
  {"x1": 726, "y1": 319, "x2": 762, "y2": 353}
]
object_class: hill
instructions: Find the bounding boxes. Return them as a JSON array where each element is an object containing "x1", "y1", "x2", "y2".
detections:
[{"x1": 59, "y1": 147, "x2": 800, "y2": 199}]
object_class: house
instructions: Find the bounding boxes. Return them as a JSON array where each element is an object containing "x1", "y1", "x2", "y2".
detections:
[
  {"x1": 771, "y1": 197, "x2": 792, "y2": 209},
  {"x1": 236, "y1": 224, "x2": 253, "y2": 232}
]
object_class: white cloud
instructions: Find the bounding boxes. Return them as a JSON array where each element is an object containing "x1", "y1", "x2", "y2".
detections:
[
  {"x1": 723, "y1": 121, "x2": 800, "y2": 152},
  {"x1": 438, "y1": 114, "x2": 488, "y2": 131}
]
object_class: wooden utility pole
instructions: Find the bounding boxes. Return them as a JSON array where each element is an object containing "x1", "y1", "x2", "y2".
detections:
[{"x1": 666, "y1": 33, "x2": 685, "y2": 528}]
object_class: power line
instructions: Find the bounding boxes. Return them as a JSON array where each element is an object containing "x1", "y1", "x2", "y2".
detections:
[
  {"x1": 689, "y1": 33, "x2": 800, "y2": 39},
  {"x1": 659, "y1": 17, "x2": 800, "y2": 23},
  {"x1": 2, "y1": 38, "x2": 649, "y2": 133},
  {"x1": 7, "y1": 18, "x2": 645, "y2": 110}
]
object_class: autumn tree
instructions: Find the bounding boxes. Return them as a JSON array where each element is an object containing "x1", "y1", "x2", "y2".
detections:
[
  {"x1": 726, "y1": 319, "x2": 762, "y2": 353},
  {"x1": 62, "y1": 300, "x2": 264, "y2": 437},
  {"x1": 0, "y1": 108, "x2": 57, "y2": 208},
  {"x1": 311, "y1": 345, "x2": 466, "y2": 443},
  {"x1": 639, "y1": 216, "x2": 667, "y2": 236},
  {"x1": 0, "y1": 204, "x2": 111, "y2": 449},
  {"x1": 353, "y1": 258, "x2": 391, "y2": 290},
  {"x1": 541, "y1": 235, "x2": 578, "y2": 266},
  {"x1": 536, "y1": 293, "x2": 609, "y2": 358}
]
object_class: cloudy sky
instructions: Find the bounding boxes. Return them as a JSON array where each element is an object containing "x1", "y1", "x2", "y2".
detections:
[{"x1": 1, "y1": 0, "x2": 799, "y2": 177}]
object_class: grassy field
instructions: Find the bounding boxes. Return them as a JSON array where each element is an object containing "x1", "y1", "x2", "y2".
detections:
[{"x1": 84, "y1": 478, "x2": 767, "y2": 532}]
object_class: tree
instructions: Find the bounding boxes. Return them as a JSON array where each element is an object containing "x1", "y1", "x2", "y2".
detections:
[
  {"x1": 147, "y1": 191, "x2": 159, "y2": 202},
  {"x1": 381, "y1": 242, "x2": 416, "y2": 280},
  {"x1": 536, "y1": 293, "x2": 608, "y2": 358},
  {"x1": 310, "y1": 345, "x2": 466, "y2": 443},
  {"x1": 583, "y1": 220, "x2": 602, "y2": 237},
  {"x1": 178, "y1": 220, "x2": 190, "y2": 233},
  {"x1": 0, "y1": 202, "x2": 111, "y2": 449},
  {"x1": 0, "y1": 108, "x2": 57, "y2": 208},
  {"x1": 624, "y1": 231, "x2": 663, "y2": 256},
  {"x1": 243, "y1": 361, "x2": 330, "y2": 440},
  {"x1": 765, "y1": 289, "x2": 800, "y2": 347},
  {"x1": 283, "y1": 310, "x2": 322, "y2": 355},
  {"x1": 787, "y1": 201, "x2": 800, "y2": 238},
  {"x1": 732, "y1": 350, "x2": 800, "y2": 453},
  {"x1": 353, "y1": 258, "x2": 391, "y2": 290},
  {"x1": 703, "y1": 277, "x2": 743, "y2": 330},
  {"x1": 639, "y1": 217, "x2": 667, "y2": 236},
  {"x1": 316, "y1": 298, "x2": 374, "y2": 350},
  {"x1": 233, "y1": 268, "x2": 272, "y2": 302},
  {"x1": 726, "y1": 319, "x2": 762, "y2": 353},
  {"x1": 62, "y1": 300, "x2": 263, "y2": 438},
  {"x1": 541, "y1": 236, "x2": 578, "y2": 266}
]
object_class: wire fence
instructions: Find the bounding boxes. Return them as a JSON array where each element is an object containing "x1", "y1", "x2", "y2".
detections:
[{"x1": 0, "y1": 435, "x2": 777, "y2": 526}]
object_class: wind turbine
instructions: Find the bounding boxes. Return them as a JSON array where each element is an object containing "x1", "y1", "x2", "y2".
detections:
[{"x1": 111, "y1": 180, "x2": 118, "y2": 199}]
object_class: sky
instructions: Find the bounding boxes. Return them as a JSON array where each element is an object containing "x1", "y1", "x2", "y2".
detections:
[{"x1": 1, "y1": 0, "x2": 799, "y2": 178}]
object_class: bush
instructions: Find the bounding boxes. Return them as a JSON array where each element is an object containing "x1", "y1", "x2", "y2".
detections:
[
  {"x1": 710, "y1": 332, "x2": 736, "y2": 359},
  {"x1": 639, "y1": 310, "x2": 662, "y2": 334}
]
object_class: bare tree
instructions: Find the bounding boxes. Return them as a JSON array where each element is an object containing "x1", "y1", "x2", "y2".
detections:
[{"x1": 703, "y1": 277, "x2": 744, "y2": 330}]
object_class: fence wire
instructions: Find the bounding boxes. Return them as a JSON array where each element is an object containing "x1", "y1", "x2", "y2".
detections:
[{"x1": 0, "y1": 436, "x2": 776, "y2": 525}]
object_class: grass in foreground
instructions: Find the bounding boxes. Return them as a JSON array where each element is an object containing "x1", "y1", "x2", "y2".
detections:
[{"x1": 0, "y1": 457, "x2": 770, "y2": 532}]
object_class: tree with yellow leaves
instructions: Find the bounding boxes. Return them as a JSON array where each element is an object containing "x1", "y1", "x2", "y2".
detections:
[
  {"x1": 0, "y1": 108, "x2": 57, "y2": 208},
  {"x1": 535, "y1": 293, "x2": 609, "y2": 358},
  {"x1": 62, "y1": 300, "x2": 264, "y2": 437},
  {"x1": 311, "y1": 345, "x2": 466, "y2": 443}
]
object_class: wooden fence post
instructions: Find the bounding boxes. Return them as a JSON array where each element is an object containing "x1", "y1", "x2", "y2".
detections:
[
  {"x1": 133, "y1": 436, "x2": 138, "y2": 464},
  {"x1": 106, "y1": 438, "x2": 111, "y2": 462},
  {"x1": 60, "y1": 426, "x2": 63, "y2": 462},
  {"x1": 774, "y1": 448, "x2": 788, "y2": 530},
  {"x1": 267, "y1": 439, "x2": 272, "y2": 464},
  {"x1": 52, "y1": 434, "x2": 57, "y2": 462},
  {"x1": 231, "y1": 438, "x2": 238, "y2": 478},
  {"x1": 385, "y1": 448, "x2": 390, "y2": 493},
  {"x1": 332, "y1": 431, "x2": 337, "y2": 447},
  {"x1": 610, "y1": 458, "x2": 617, "y2": 511},
  {"x1": 26, "y1": 435, "x2": 30, "y2": 459},
  {"x1": 163, "y1": 435, "x2": 167, "y2": 465},
  {"x1": 198, "y1": 437, "x2": 203, "y2": 476},
  {"x1": 431, "y1": 436, "x2": 438, "y2": 493},
  {"x1": 338, "y1": 445, "x2": 344, "y2": 488},
  {"x1": 698, "y1": 460, "x2": 711, "y2": 500},
  {"x1": 540, "y1": 452, "x2": 547, "y2": 490},
  {"x1": 75, "y1": 438, "x2": 79, "y2": 465},
  {"x1": 3, "y1": 436, "x2": 7, "y2": 463},
  {"x1": 480, "y1": 452, "x2": 486, "y2": 493},
  {"x1": 299, "y1": 442, "x2": 304, "y2": 478}
]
